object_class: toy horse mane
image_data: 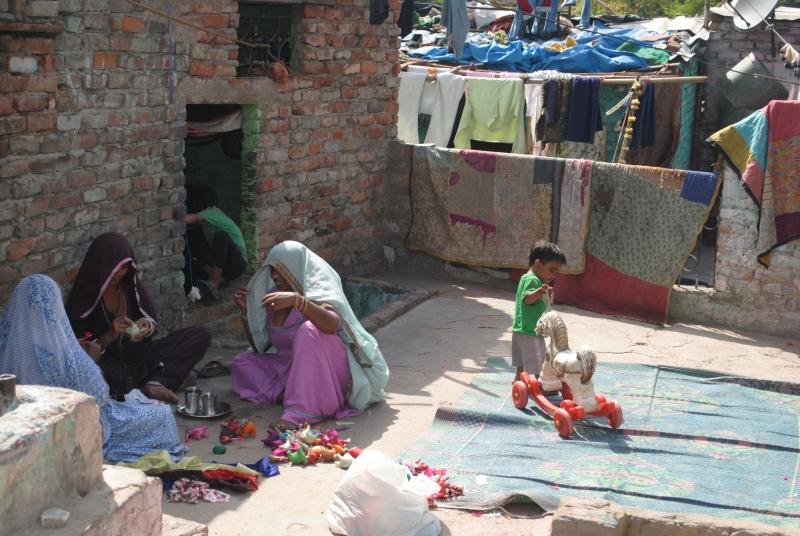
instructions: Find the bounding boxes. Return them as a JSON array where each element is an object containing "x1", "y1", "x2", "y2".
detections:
[{"x1": 536, "y1": 311, "x2": 596, "y2": 385}]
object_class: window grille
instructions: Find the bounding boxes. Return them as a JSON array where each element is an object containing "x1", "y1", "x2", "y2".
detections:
[{"x1": 237, "y1": 3, "x2": 296, "y2": 77}]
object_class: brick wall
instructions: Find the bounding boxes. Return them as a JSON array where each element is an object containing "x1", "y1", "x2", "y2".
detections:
[{"x1": 1, "y1": 0, "x2": 400, "y2": 329}]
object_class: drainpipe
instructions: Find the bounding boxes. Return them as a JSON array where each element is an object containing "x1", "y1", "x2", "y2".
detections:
[{"x1": 703, "y1": 0, "x2": 711, "y2": 29}]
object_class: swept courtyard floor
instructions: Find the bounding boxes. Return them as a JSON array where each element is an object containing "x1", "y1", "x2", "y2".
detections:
[{"x1": 164, "y1": 270, "x2": 800, "y2": 535}]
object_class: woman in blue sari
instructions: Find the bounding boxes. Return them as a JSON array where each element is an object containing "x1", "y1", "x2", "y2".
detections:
[{"x1": 0, "y1": 274, "x2": 185, "y2": 463}]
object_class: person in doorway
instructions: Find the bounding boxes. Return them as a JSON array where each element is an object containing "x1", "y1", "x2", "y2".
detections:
[
  {"x1": 512, "y1": 241, "x2": 566, "y2": 383},
  {"x1": 183, "y1": 183, "x2": 248, "y2": 304},
  {"x1": 66, "y1": 232, "x2": 211, "y2": 403},
  {"x1": 1, "y1": 275, "x2": 186, "y2": 463},
  {"x1": 231, "y1": 240, "x2": 389, "y2": 431}
]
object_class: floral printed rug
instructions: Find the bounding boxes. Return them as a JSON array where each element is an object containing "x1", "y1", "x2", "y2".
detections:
[{"x1": 404, "y1": 358, "x2": 800, "y2": 527}]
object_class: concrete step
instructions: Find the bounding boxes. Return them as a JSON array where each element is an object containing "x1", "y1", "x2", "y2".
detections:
[
  {"x1": 162, "y1": 514, "x2": 209, "y2": 536},
  {"x1": 0, "y1": 386, "x2": 104, "y2": 536},
  {"x1": 26, "y1": 465, "x2": 163, "y2": 536}
]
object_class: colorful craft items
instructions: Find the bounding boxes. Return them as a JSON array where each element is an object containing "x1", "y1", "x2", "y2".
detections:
[
  {"x1": 287, "y1": 447, "x2": 307, "y2": 465},
  {"x1": 220, "y1": 418, "x2": 256, "y2": 444},
  {"x1": 263, "y1": 425, "x2": 359, "y2": 467},
  {"x1": 334, "y1": 453, "x2": 354, "y2": 469},
  {"x1": 184, "y1": 426, "x2": 208, "y2": 443},
  {"x1": 347, "y1": 447, "x2": 362, "y2": 458}
]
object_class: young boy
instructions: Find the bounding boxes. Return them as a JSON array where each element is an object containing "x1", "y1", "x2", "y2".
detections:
[{"x1": 512, "y1": 241, "x2": 567, "y2": 382}]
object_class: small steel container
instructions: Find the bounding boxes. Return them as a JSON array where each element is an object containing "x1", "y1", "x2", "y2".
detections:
[
  {"x1": 200, "y1": 391, "x2": 217, "y2": 416},
  {"x1": 184, "y1": 386, "x2": 201, "y2": 415},
  {"x1": 0, "y1": 374, "x2": 16, "y2": 417}
]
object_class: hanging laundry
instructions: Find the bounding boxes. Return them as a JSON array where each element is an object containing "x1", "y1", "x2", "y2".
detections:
[
  {"x1": 565, "y1": 76, "x2": 603, "y2": 143},
  {"x1": 536, "y1": 76, "x2": 572, "y2": 144},
  {"x1": 397, "y1": 71, "x2": 427, "y2": 144},
  {"x1": 579, "y1": 0, "x2": 591, "y2": 28},
  {"x1": 626, "y1": 83, "x2": 682, "y2": 167},
  {"x1": 442, "y1": 0, "x2": 469, "y2": 59},
  {"x1": 453, "y1": 78, "x2": 527, "y2": 153},
  {"x1": 398, "y1": 0, "x2": 415, "y2": 38},
  {"x1": 780, "y1": 43, "x2": 800, "y2": 73},
  {"x1": 369, "y1": 0, "x2": 389, "y2": 25},
  {"x1": 630, "y1": 82, "x2": 656, "y2": 149},
  {"x1": 423, "y1": 72, "x2": 467, "y2": 147}
]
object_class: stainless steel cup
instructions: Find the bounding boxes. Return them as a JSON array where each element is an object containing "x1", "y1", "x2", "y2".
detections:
[
  {"x1": 0, "y1": 374, "x2": 15, "y2": 417},
  {"x1": 184, "y1": 386, "x2": 200, "y2": 415},
  {"x1": 200, "y1": 391, "x2": 217, "y2": 416}
]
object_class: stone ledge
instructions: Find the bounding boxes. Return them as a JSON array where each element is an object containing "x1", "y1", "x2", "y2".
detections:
[
  {"x1": 162, "y1": 514, "x2": 209, "y2": 536},
  {"x1": 551, "y1": 497, "x2": 800, "y2": 536},
  {"x1": 0, "y1": 386, "x2": 103, "y2": 536},
  {"x1": 26, "y1": 465, "x2": 163, "y2": 536}
]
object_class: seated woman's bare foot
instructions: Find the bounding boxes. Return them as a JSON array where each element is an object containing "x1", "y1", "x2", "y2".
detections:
[
  {"x1": 142, "y1": 384, "x2": 179, "y2": 403},
  {"x1": 268, "y1": 419, "x2": 298, "y2": 433}
]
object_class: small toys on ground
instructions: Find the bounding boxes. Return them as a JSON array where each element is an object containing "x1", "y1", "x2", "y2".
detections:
[
  {"x1": 262, "y1": 425, "x2": 360, "y2": 467},
  {"x1": 220, "y1": 418, "x2": 257, "y2": 444}
]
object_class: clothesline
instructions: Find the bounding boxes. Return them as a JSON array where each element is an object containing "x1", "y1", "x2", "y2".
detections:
[{"x1": 402, "y1": 64, "x2": 707, "y2": 85}]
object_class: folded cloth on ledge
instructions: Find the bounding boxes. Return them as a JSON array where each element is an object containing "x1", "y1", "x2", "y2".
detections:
[{"x1": 708, "y1": 100, "x2": 800, "y2": 267}]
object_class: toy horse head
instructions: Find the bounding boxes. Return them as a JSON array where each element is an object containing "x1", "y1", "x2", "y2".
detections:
[{"x1": 535, "y1": 311, "x2": 569, "y2": 353}]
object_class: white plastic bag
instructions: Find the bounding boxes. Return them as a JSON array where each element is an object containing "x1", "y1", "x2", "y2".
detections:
[{"x1": 324, "y1": 450, "x2": 442, "y2": 536}]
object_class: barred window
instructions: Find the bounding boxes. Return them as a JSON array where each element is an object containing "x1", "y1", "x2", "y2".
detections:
[{"x1": 237, "y1": 2, "x2": 297, "y2": 77}]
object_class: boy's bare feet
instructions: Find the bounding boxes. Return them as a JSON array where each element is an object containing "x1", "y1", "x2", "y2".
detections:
[{"x1": 142, "y1": 384, "x2": 179, "y2": 403}]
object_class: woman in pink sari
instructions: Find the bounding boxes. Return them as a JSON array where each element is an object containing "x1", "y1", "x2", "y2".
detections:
[{"x1": 231, "y1": 241, "x2": 389, "y2": 431}]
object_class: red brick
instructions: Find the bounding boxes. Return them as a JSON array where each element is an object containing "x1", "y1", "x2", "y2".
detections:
[
  {"x1": 325, "y1": 8, "x2": 343, "y2": 20},
  {"x1": 27, "y1": 74, "x2": 57, "y2": 92},
  {"x1": 13, "y1": 95, "x2": 47, "y2": 113},
  {"x1": 0, "y1": 96, "x2": 13, "y2": 115},
  {"x1": 384, "y1": 102, "x2": 399, "y2": 113},
  {"x1": 341, "y1": 87, "x2": 358, "y2": 99},
  {"x1": 26, "y1": 111, "x2": 55, "y2": 132},
  {"x1": 360, "y1": 35, "x2": 379, "y2": 48},
  {"x1": 289, "y1": 145, "x2": 306, "y2": 159},
  {"x1": 258, "y1": 179, "x2": 275, "y2": 192},
  {"x1": 367, "y1": 127, "x2": 383, "y2": 139},
  {"x1": 93, "y1": 52, "x2": 118, "y2": 69},
  {"x1": 203, "y1": 14, "x2": 228, "y2": 27},
  {"x1": 120, "y1": 16, "x2": 145, "y2": 33},
  {"x1": 304, "y1": 5, "x2": 325, "y2": 17},
  {"x1": 351, "y1": 192, "x2": 367, "y2": 204},
  {"x1": 228, "y1": 49, "x2": 238, "y2": 60},
  {"x1": 334, "y1": 217, "x2": 352, "y2": 232},
  {"x1": 358, "y1": 115, "x2": 375, "y2": 127},
  {"x1": 0, "y1": 74, "x2": 28, "y2": 93},
  {"x1": 7, "y1": 238, "x2": 36, "y2": 262},
  {"x1": 52, "y1": 193, "x2": 81, "y2": 209},
  {"x1": 375, "y1": 112, "x2": 393, "y2": 125},
  {"x1": 189, "y1": 61, "x2": 215, "y2": 77}
]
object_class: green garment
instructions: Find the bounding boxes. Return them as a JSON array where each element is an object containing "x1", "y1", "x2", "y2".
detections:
[
  {"x1": 454, "y1": 78, "x2": 527, "y2": 153},
  {"x1": 120, "y1": 449, "x2": 259, "y2": 476},
  {"x1": 200, "y1": 206, "x2": 247, "y2": 262},
  {"x1": 617, "y1": 42, "x2": 670, "y2": 66},
  {"x1": 512, "y1": 273, "x2": 547, "y2": 335}
]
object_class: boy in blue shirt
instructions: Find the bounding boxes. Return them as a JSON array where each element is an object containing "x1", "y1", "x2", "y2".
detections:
[{"x1": 512, "y1": 241, "x2": 566, "y2": 382}]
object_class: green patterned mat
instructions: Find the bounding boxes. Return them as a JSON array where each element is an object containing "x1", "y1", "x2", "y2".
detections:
[{"x1": 404, "y1": 358, "x2": 800, "y2": 527}]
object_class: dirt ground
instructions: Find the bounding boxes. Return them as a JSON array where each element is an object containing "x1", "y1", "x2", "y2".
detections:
[{"x1": 163, "y1": 271, "x2": 800, "y2": 535}]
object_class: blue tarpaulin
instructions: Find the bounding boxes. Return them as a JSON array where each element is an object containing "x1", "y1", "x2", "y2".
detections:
[{"x1": 404, "y1": 24, "x2": 656, "y2": 73}]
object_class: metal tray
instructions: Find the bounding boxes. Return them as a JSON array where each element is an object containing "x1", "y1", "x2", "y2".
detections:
[{"x1": 176, "y1": 400, "x2": 232, "y2": 420}]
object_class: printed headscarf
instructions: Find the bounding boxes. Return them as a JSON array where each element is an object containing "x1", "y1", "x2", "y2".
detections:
[
  {"x1": 65, "y1": 232, "x2": 157, "y2": 321},
  {"x1": 246, "y1": 241, "x2": 389, "y2": 410}
]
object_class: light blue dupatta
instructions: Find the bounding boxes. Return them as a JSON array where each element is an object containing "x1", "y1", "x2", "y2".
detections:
[{"x1": 246, "y1": 241, "x2": 389, "y2": 411}]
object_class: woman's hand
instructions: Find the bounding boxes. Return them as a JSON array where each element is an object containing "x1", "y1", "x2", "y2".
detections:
[
  {"x1": 111, "y1": 316, "x2": 134, "y2": 339},
  {"x1": 261, "y1": 291, "x2": 297, "y2": 312},
  {"x1": 130, "y1": 318, "x2": 153, "y2": 343},
  {"x1": 234, "y1": 287, "x2": 249, "y2": 315}
]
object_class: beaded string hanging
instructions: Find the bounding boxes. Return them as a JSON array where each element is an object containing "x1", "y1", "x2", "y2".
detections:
[{"x1": 616, "y1": 80, "x2": 643, "y2": 164}]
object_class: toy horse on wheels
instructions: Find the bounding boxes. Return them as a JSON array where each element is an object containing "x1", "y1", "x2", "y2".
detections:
[{"x1": 512, "y1": 311, "x2": 623, "y2": 438}]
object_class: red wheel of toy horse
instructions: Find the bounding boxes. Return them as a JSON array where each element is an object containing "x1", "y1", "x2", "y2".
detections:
[
  {"x1": 607, "y1": 400, "x2": 623, "y2": 429},
  {"x1": 560, "y1": 382, "x2": 573, "y2": 401},
  {"x1": 512, "y1": 380, "x2": 529, "y2": 410},
  {"x1": 553, "y1": 408, "x2": 573, "y2": 438}
]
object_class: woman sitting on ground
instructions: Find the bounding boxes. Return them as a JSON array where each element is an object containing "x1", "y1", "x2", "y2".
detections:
[
  {"x1": 66, "y1": 232, "x2": 211, "y2": 403},
  {"x1": 231, "y1": 240, "x2": 389, "y2": 431},
  {"x1": 0, "y1": 275, "x2": 186, "y2": 463}
]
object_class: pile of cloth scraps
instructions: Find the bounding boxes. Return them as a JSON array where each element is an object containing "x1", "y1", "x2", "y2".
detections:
[
  {"x1": 263, "y1": 424, "x2": 362, "y2": 468},
  {"x1": 407, "y1": 459, "x2": 464, "y2": 507}
]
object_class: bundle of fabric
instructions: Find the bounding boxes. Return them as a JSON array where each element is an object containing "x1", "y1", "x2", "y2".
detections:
[
  {"x1": 554, "y1": 163, "x2": 719, "y2": 324},
  {"x1": 406, "y1": 146, "x2": 591, "y2": 273},
  {"x1": 707, "y1": 100, "x2": 800, "y2": 267}
]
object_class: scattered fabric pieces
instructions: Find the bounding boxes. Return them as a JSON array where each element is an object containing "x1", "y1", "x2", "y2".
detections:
[
  {"x1": 185, "y1": 426, "x2": 208, "y2": 443},
  {"x1": 407, "y1": 459, "x2": 464, "y2": 507},
  {"x1": 202, "y1": 468, "x2": 258, "y2": 492},
  {"x1": 121, "y1": 450, "x2": 259, "y2": 478},
  {"x1": 245, "y1": 457, "x2": 280, "y2": 478},
  {"x1": 220, "y1": 418, "x2": 257, "y2": 443},
  {"x1": 167, "y1": 478, "x2": 230, "y2": 504}
]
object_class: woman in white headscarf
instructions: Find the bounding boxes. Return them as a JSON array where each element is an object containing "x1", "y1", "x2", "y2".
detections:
[
  {"x1": 0, "y1": 274, "x2": 185, "y2": 463},
  {"x1": 231, "y1": 241, "x2": 389, "y2": 430}
]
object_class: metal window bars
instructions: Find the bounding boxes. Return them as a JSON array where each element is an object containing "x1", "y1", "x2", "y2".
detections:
[{"x1": 237, "y1": 3, "x2": 295, "y2": 77}]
